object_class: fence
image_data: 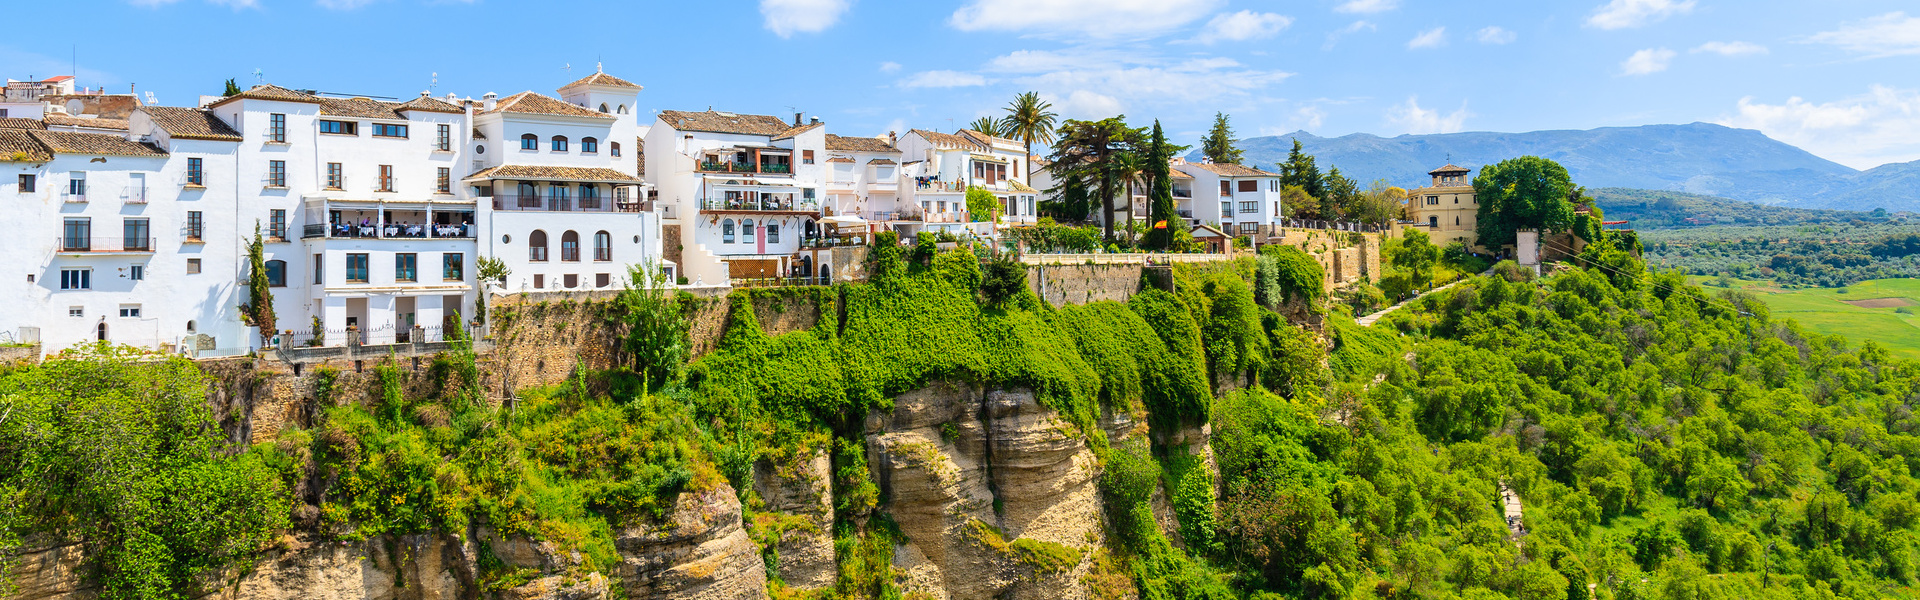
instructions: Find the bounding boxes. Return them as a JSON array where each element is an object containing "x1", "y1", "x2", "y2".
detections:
[
  {"x1": 1277, "y1": 218, "x2": 1389, "y2": 233},
  {"x1": 273, "y1": 323, "x2": 493, "y2": 364},
  {"x1": 1017, "y1": 253, "x2": 1235, "y2": 266}
]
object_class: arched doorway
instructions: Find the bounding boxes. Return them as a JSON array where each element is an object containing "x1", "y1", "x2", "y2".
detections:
[
  {"x1": 819, "y1": 264, "x2": 831, "y2": 285},
  {"x1": 96, "y1": 322, "x2": 107, "y2": 341}
]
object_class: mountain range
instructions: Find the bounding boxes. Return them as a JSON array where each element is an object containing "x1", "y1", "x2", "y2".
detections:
[{"x1": 1209, "y1": 123, "x2": 1920, "y2": 213}]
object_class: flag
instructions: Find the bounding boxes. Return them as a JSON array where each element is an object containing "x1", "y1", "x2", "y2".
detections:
[{"x1": 1153, "y1": 220, "x2": 1168, "y2": 230}]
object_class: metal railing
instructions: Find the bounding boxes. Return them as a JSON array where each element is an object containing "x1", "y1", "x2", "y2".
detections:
[
  {"x1": 594, "y1": 247, "x2": 611, "y2": 261},
  {"x1": 915, "y1": 180, "x2": 965, "y2": 192},
  {"x1": 696, "y1": 162, "x2": 793, "y2": 174},
  {"x1": 730, "y1": 276, "x2": 833, "y2": 288},
  {"x1": 800, "y1": 235, "x2": 866, "y2": 248},
  {"x1": 314, "y1": 223, "x2": 475, "y2": 239},
  {"x1": 62, "y1": 191, "x2": 87, "y2": 203},
  {"x1": 124, "y1": 186, "x2": 147, "y2": 204},
  {"x1": 700, "y1": 197, "x2": 819, "y2": 212},
  {"x1": 560, "y1": 247, "x2": 580, "y2": 262},
  {"x1": 489, "y1": 194, "x2": 627, "y2": 213},
  {"x1": 1277, "y1": 218, "x2": 1389, "y2": 233},
  {"x1": 58, "y1": 237, "x2": 154, "y2": 252}
]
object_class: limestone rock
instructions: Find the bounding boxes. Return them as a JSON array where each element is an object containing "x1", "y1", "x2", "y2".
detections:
[
  {"x1": 617, "y1": 481, "x2": 768, "y2": 600},
  {"x1": 752, "y1": 447, "x2": 836, "y2": 591}
]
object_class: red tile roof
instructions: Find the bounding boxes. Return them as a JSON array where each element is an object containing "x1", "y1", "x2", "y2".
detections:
[
  {"x1": 485, "y1": 91, "x2": 611, "y2": 119},
  {"x1": 141, "y1": 106, "x2": 243, "y2": 141},
  {"x1": 658, "y1": 110, "x2": 794, "y2": 136},
  {"x1": 561, "y1": 71, "x2": 642, "y2": 90}
]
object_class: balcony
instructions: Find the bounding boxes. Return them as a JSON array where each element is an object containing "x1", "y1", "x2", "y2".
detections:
[
  {"x1": 916, "y1": 180, "x2": 965, "y2": 192},
  {"x1": 595, "y1": 247, "x2": 611, "y2": 262},
  {"x1": 701, "y1": 195, "x2": 818, "y2": 213},
  {"x1": 698, "y1": 161, "x2": 793, "y2": 175},
  {"x1": 489, "y1": 194, "x2": 640, "y2": 213},
  {"x1": 58, "y1": 237, "x2": 154, "y2": 253},
  {"x1": 124, "y1": 186, "x2": 148, "y2": 204},
  {"x1": 62, "y1": 192, "x2": 87, "y2": 203},
  {"x1": 869, "y1": 210, "x2": 924, "y2": 222}
]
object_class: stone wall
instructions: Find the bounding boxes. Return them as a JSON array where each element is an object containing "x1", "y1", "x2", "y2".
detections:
[
  {"x1": 1269, "y1": 228, "x2": 1384, "y2": 293},
  {"x1": 663, "y1": 224, "x2": 684, "y2": 279},
  {"x1": 0, "y1": 345, "x2": 38, "y2": 365},
  {"x1": 1025, "y1": 264, "x2": 1145, "y2": 308}
]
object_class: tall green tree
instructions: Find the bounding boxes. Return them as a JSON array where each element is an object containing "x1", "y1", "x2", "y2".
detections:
[
  {"x1": 1201, "y1": 112, "x2": 1243, "y2": 165},
  {"x1": 1143, "y1": 121, "x2": 1190, "y2": 250},
  {"x1": 1279, "y1": 139, "x2": 1325, "y2": 204},
  {"x1": 1000, "y1": 92, "x2": 1059, "y2": 182},
  {"x1": 966, "y1": 116, "x2": 1004, "y2": 138},
  {"x1": 222, "y1": 78, "x2": 241, "y2": 97},
  {"x1": 1322, "y1": 166, "x2": 1359, "y2": 221},
  {"x1": 1393, "y1": 228, "x2": 1440, "y2": 288},
  {"x1": 1473, "y1": 156, "x2": 1576, "y2": 249},
  {"x1": 239, "y1": 225, "x2": 275, "y2": 345},
  {"x1": 613, "y1": 262, "x2": 689, "y2": 393},
  {"x1": 1048, "y1": 117, "x2": 1145, "y2": 243}
]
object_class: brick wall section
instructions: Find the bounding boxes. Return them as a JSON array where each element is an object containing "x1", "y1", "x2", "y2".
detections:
[
  {"x1": 663, "y1": 224, "x2": 684, "y2": 278},
  {"x1": 1025, "y1": 264, "x2": 1145, "y2": 308}
]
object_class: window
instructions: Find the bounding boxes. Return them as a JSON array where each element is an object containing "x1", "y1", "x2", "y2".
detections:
[
  {"x1": 520, "y1": 133, "x2": 537, "y2": 150},
  {"x1": 576, "y1": 184, "x2": 599, "y2": 209},
  {"x1": 534, "y1": 274, "x2": 545, "y2": 289},
  {"x1": 265, "y1": 259, "x2": 286, "y2": 287},
  {"x1": 395, "y1": 253, "x2": 417, "y2": 282},
  {"x1": 444, "y1": 253, "x2": 463, "y2": 280},
  {"x1": 1426, "y1": 195, "x2": 1439, "y2": 205},
  {"x1": 1220, "y1": 202, "x2": 1231, "y2": 218},
  {"x1": 618, "y1": 105, "x2": 628, "y2": 114},
  {"x1": 722, "y1": 219, "x2": 736, "y2": 244},
  {"x1": 529, "y1": 230, "x2": 549, "y2": 261},
  {"x1": 59, "y1": 218, "x2": 88, "y2": 251},
  {"x1": 743, "y1": 219, "x2": 756, "y2": 242},
  {"x1": 802, "y1": 150, "x2": 815, "y2": 165},
  {"x1": 517, "y1": 182, "x2": 538, "y2": 206},
  {"x1": 17, "y1": 174, "x2": 33, "y2": 192},
  {"x1": 70, "y1": 307, "x2": 83, "y2": 317},
  {"x1": 346, "y1": 253, "x2": 369, "y2": 282},
  {"x1": 564, "y1": 274, "x2": 578, "y2": 288},
  {"x1": 60, "y1": 268, "x2": 90, "y2": 290},
  {"x1": 1428, "y1": 216, "x2": 1439, "y2": 228},
  {"x1": 326, "y1": 163, "x2": 343, "y2": 189},
  {"x1": 186, "y1": 211, "x2": 204, "y2": 240},
  {"x1": 314, "y1": 254, "x2": 323, "y2": 284},
  {"x1": 581, "y1": 137, "x2": 598, "y2": 153},
  {"x1": 551, "y1": 136, "x2": 568, "y2": 152},
  {"x1": 1220, "y1": 181, "x2": 1230, "y2": 195},
  {"x1": 372, "y1": 123, "x2": 408, "y2": 138},
  {"x1": 129, "y1": 265, "x2": 144, "y2": 281},
  {"x1": 1453, "y1": 196, "x2": 1459, "y2": 204},
  {"x1": 599, "y1": 103, "x2": 609, "y2": 113},
  {"x1": 1237, "y1": 180, "x2": 1258, "y2": 193},
  {"x1": 1269, "y1": 179, "x2": 1279, "y2": 192},
  {"x1": 378, "y1": 165, "x2": 394, "y2": 191},
  {"x1": 593, "y1": 231, "x2": 611, "y2": 261},
  {"x1": 767, "y1": 223, "x2": 780, "y2": 243},
  {"x1": 185, "y1": 158, "x2": 203, "y2": 185},
  {"x1": 1239, "y1": 223, "x2": 1258, "y2": 234},
  {"x1": 124, "y1": 218, "x2": 150, "y2": 250},
  {"x1": 560, "y1": 231, "x2": 580, "y2": 262},
  {"x1": 610, "y1": 142, "x2": 621, "y2": 157},
  {"x1": 596, "y1": 273, "x2": 610, "y2": 288},
  {"x1": 120, "y1": 306, "x2": 141, "y2": 318},
  {"x1": 187, "y1": 258, "x2": 201, "y2": 274},
  {"x1": 547, "y1": 184, "x2": 569, "y2": 208},
  {"x1": 436, "y1": 124, "x2": 451, "y2": 151},
  {"x1": 1239, "y1": 201, "x2": 1257, "y2": 214},
  {"x1": 269, "y1": 210, "x2": 286, "y2": 240},
  {"x1": 1455, "y1": 216, "x2": 1461, "y2": 226},
  {"x1": 267, "y1": 160, "x2": 286, "y2": 187},
  {"x1": 269, "y1": 113, "x2": 286, "y2": 142},
  {"x1": 69, "y1": 172, "x2": 86, "y2": 198},
  {"x1": 320, "y1": 120, "x2": 356, "y2": 135},
  {"x1": 436, "y1": 167, "x2": 451, "y2": 193}
]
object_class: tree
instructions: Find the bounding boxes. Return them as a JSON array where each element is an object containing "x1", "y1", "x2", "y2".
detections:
[
  {"x1": 473, "y1": 255, "x2": 511, "y2": 326},
  {"x1": 1322, "y1": 167, "x2": 1359, "y2": 221},
  {"x1": 1281, "y1": 184, "x2": 1314, "y2": 219},
  {"x1": 964, "y1": 186, "x2": 1000, "y2": 223},
  {"x1": 1112, "y1": 150, "x2": 1145, "y2": 244},
  {"x1": 966, "y1": 116, "x2": 1004, "y2": 138},
  {"x1": 1350, "y1": 180, "x2": 1407, "y2": 225},
  {"x1": 222, "y1": 78, "x2": 241, "y2": 97},
  {"x1": 1143, "y1": 121, "x2": 1189, "y2": 250},
  {"x1": 1200, "y1": 112, "x2": 1243, "y2": 165},
  {"x1": 1393, "y1": 228, "x2": 1440, "y2": 288},
  {"x1": 1000, "y1": 91, "x2": 1059, "y2": 183},
  {"x1": 613, "y1": 262, "x2": 689, "y2": 393},
  {"x1": 1048, "y1": 117, "x2": 1145, "y2": 243},
  {"x1": 1279, "y1": 139, "x2": 1325, "y2": 203},
  {"x1": 238, "y1": 225, "x2": 275, "y2": 345},
  {"x1": 1474, "y1": 156, "x2": 1576, "y2": 249}
]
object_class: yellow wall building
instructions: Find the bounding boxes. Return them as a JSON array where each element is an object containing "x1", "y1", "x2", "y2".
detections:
[{"x1": 1406, "y1": 164, "x2": 1481, "y2": 249}]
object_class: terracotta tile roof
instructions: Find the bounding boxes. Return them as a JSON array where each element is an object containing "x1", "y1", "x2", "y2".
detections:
[
  {"x1": 826, "y1": 157, "x2": 856, "y2": 163},
  {"x1": 44, "y1": 94, "x2": 142, "y2": 119},
  {"x1": 396, "y1": 95, "x2": 464, "y2": 114},
  {"x1": 43, "y1": 114, "x2": 130, "y2": 131},
  {"x1": 485, "y1": 91, "x2": 611, "y2": 119},
  {"x1": 772, "y1": 121, "x2": 822, "y2": 141},
  {"x1": 463, "y1": 164, "x2": 641, "y2": 183},
  {"x1": 636, "y1": 137, "x2": 646, "y2": 175},
  {"x1": 562, "y1": 71, "x2": 642, "y2": 90},
  {"x1": 0, "y1": 130, "x2": 52, "y2": 162},
  {"x1": 1009, "y1": 180, "x2": 1035, "y2": 192},
  {"x1": 658, "y1": 110, "x2": 793, "y2": 136},
  {"x1": 29, "y1": 130, "x2": 166, "y2": 157},
  {"x1": 0, "y1": 118, "x2": 46, "y2": 130},
  {"x1": 825, "y1": 134, "x2": 897, "y2": 153},
  {"x1": 960, "y1": 129, "x2": 1022, "y2": 148},
  {"x1": 1428, "y1": 164, "x2": 1471, "y2": 175},
  {"x1": 909, "y1": 129, "x2": 986, "y2": 151},
  {"x1": 867, "y1": 158, "x2": 897, "y2": 165},
  {"x1": 141, "y1": 106, "x2": 243, "y2": 141},
  {"x1": 209, "y1": 84, "x2": 321, "y2": 108},
  {"x1": 1185, "y1": 162, "x2": 1276, "y2": 177},
  {"x1": 318, "y1": 97, "x2": 409, "y2": 120},
  {"x1": 472, "y1": 128, "x2": 486, "y2": 140}
]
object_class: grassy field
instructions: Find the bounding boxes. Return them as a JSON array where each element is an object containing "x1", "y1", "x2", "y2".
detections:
[{"x1": 1695, "y1": 277, "x2": 1920, "y2": 360}]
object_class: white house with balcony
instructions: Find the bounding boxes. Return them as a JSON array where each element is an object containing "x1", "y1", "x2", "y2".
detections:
[
  {"x1": 1175, "y1": 158, "x2": 1283, "y2": 240},
  {"x1": 466, "y1": 70, "x2": 656, "y2": 297},
  {"x1": 822, "y1": 133, "x2": 900, "y2": 236},
  {"x1": 893, "y1": 129, "x2": 1037, "y2": 239},
  {"x1": 644, "y1": 109, "x2": 826, "y2": 283}
]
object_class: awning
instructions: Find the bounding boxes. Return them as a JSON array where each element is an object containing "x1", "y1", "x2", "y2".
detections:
[
  {"x1": 821, "y1": 215, "x2": 868, "y2": 227},
  {"x1": 969, "y1": 154, "x2": 1009, "y2": 164}
]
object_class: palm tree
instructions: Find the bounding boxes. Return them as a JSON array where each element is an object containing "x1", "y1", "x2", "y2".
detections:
[
  {"x1": 966, "y1": 116, "x2": 1004, "y2": 137},
  {"x1": 999, "y1": 92, "x2": 1059, "y2": 182},
  {"x1": 1112, "y1": 150, "x2": 1145, "y2": 242}
]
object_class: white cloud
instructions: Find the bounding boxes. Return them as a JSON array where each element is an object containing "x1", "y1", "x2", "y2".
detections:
[
  {"x1": 1620, "y1": 47, "x2": 1676, "y2": 75},
  {"x1": 1476, "y1": 26, "x2": 1516, "y2": 44},
  {"x1": 1585, "y1": 0, "x2": 1695, "y2": 30},
  {"x1": 1049, "y1": 90, "x2": 1127, "y2": 119},
  {"x1": 971, "y1": 48, "x2": 1292, "y2": 118},
  {"x1": 1334, "y1": 0, "x2": 1398, "y2": 14},
  {"x1": 949, "y1": 0, "x2": 1222, "y2": 38},
  {"x1": 760, "y1": 0, "x2": 851, "y2": 38},
  {"x1": 879, "y1": 61, "x2": 902, "y2": 73},
  {"x1": 1387, "y1": 96, "x2": 1470, "y2": 135},
  {"x1": 1324, "y1": 20, "x2": 1377, "y2": 50},
  {"x1": 1195, "y1": 10, "x2": 1293, "y2": 44},
  {"x1": 897, "y1": 70, "x2": 990, "y2": 89},
  {"x1": 1407, "y1": 27, "x2": 1446, "y2": 49},
  {"x1": 1292, "y1": 106, "x2": 1327, "y2": 131},
  {"x1": 1803, "y1": 12, "x2": 1920, "y2": 59},
  {"x1": 1692, "y1": 41, "x2": 1767, "y2": 56},
  {"x1": 1718, "y1": 86, "x2": 1920, "y2": 169}
]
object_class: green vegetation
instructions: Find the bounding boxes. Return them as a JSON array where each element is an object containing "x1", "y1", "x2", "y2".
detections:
[
  {"x1": 1697, "y1": 276, "x2": 1920, "y2": 360},
  {"x1": 1474, "y1": 156, "x2": 1577, "y2": 249},
  {"x1": 966, "y1": 185, "x2": 1001, "y2": 223},
  {"x1": 1590, "y1": 187, "x2": 1891, "y2": 228},
  {"x1": 1643, "y1": 222, "x2": 1920, "y2": 287},
  {"x1": 239, "y1": 225, "x2": 276, "y2": 343}
]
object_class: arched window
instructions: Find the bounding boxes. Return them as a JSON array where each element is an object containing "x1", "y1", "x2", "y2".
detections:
[
  {"x1": 265, "y1": 259, "x2": 286, "y2": 287},
  {"x1": 561, "y1": 230, "x2": 581, "y2": 262},
  {"x1": 598, "y1": 103, "x2": 609, "y2": 113},
  {"x1": 520, "y1": 133, "x2": 537, "y2": 150},
  {"x1": 742, "y1": 219, "x2": 756, "y2": 242},
  {"x1": 529, "y1": 230, "x2": 549, "y2": 261},
  {"x1": 186, "y1": 320, "x2": 197, "y2": 333},
  {"x1": 581, "y1": 137, "x2": 598, "y2": 153},
  {"x1": 618, "y1": 105, "x2": 628, "y2": 114},
  {"x1": 766, "y1": 222, "x2": 779, "y2": 243},
  {"x1": 594, "y1": 231, "x2": 611, "y2": 261},
  {"x1": 1428, "y1": 216, "x2": 1438, "y2": 228},
  {"x1": 805, "y1": 219, "x2": 816, "y2": 237},
  {"x1": 722, "y1": 219, "x2": 735, "y2": 244},
  {"x1": 96, "y1": 322, "x2": 107, "y2": 341},
  {"x1": 551, "y1": 136, "x2": 568, "y2": 152},
  {"x1": 610, "y1": 142, "x2": 621, "y2": 157}
]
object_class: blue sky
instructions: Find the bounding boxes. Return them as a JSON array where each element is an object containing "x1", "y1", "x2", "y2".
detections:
[{"x1": 8, "y1": 0, "x2": 1919, "y2": 169}]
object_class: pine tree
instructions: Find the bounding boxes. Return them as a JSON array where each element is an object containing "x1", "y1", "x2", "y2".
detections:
[
  {"x1": 223, "y1": 78, "x2": 241, "y2": 97},
  {"x1": 1280, "y1": 139, "x2": 1324, "y2": 211},
  {"x1": 1201, "y1": 112, "x2": 1243, "y2": 164},
  {"x1": 1145, "y1": 121, "x2": 1184, "y2": 250},
  {"x1": 239, "y1": 225, "x2": 276, "y2": 345}
]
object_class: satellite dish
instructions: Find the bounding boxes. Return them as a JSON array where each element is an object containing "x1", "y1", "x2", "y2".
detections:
[{"x1": 144, "y1": 91, "x2": 158, "y2": 105}]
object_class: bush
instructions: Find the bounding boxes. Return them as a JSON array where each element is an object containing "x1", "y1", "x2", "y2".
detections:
[
  {"x1": 1255, "y1": 245, "x2": 1325, "y2": 307},
  {"x1": 979, "y1": 255, "x2": 1028, "y2": 307}
]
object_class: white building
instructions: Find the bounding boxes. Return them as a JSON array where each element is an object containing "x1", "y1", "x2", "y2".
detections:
[
  {"x1": 466, "y1": 70, "x2": 656, "y2": 296},
  {"x1": 822, "y1": 133, "x2": 901, "y2": 237},
  {"x1": 645, "y1": 109, "x2": 825, "y2": 283},
  {"x1": 893, "y1": 129, "x2": 1038, "y2": 238},
  {"x1": 1175, "y1": 159, "x2": 1284, "y2": 240}
]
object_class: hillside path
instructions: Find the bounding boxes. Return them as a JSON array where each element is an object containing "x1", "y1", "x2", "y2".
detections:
[{"x1": 1356, "y1": 279, "x2": 1466, "y2": 326}]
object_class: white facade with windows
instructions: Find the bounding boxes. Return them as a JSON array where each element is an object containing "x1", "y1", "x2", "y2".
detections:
[
  {"x1": 645, "y1": 110, "x2": 825, "y2": 283},
  {"x1": 892, "y1": 129, "x2": 1037, "y2": 238},
  {"x1": 1175, "y1": 159, "x2": 1284, "y2": 239}
]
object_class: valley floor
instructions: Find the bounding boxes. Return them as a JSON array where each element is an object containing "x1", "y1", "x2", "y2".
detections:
[{"x1": 1695, "y1": 276, "x2": 1920, "y2": 360}]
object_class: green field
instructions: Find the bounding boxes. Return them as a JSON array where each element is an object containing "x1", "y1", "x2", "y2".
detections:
[{"x1": 1696, "y1": 277, "x2": 1920, "y2": 359}]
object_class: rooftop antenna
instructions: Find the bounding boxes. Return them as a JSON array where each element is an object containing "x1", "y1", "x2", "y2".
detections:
[
  {"x1": 252, "y1": 68, "x2": 264, "y2": 84},
  {"x1": 430, "y1": 72, "x2": 438, "y2": 91},
  {"x1": 562, "y1": 63, "x2": 573, "y2": 75}
]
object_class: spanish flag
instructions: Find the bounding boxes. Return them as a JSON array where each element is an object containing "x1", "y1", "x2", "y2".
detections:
[{"x1": 1153, "y1": 220, "x2": 1168, "y2": 230}]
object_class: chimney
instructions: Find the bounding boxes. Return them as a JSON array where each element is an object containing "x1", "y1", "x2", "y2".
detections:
[
  {"x1": 793, "y1": 112, "x2": 802, "y2": 126},
  {"x1": 421, "y1": 90, "x2": 431, "y2": 98},
  {"x1": 810, "y1": 116, "x2": 820, "y2": 125},
  {"x1": 888, "y1": 131, "x2": 897, "y2": 146},
  {"x1": 482, "y1": 92, "x2": 498, "y2": 111}
]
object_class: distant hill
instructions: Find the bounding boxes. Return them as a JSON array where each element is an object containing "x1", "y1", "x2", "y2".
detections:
[
  {"x1": 1587, "y1": 188, "x2": 1887, "y2": 229},
  {"x1": 1207, "y1": 123, "x2": 1920, "y2": 213}
]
